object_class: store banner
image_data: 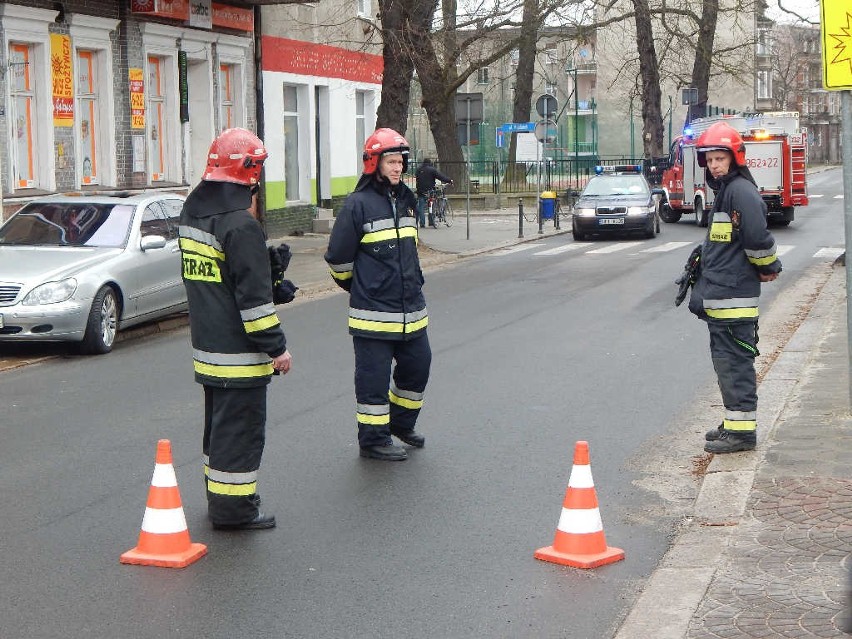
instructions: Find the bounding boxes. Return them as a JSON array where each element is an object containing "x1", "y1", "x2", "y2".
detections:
[
  {"x1": 131, "y1": 0, "x2": 190, "y2": 20},
  {"x1": 50, "y1": 34, "x2": 74, "y2": 127},
  {"x1": 129, "y1": 68, "x2": 146, "y2": 129},
  {"x1": 212, "y1": 3, "x2": 254, "y2": 32},
  {"x1": 190, "y1": 0, "x2": 212, "y2": 29}
]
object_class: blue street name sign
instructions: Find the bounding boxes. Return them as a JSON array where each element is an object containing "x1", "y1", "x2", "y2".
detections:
[{"x1": 501, "y1": 122, "x2": 536, "y2": 134}]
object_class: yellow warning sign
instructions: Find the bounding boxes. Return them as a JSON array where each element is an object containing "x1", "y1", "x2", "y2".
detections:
[{"x1": 821, "y1": 0, "x2": 852, "y2": 89}]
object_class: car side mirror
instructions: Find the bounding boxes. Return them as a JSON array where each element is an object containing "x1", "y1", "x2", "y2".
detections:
[{"x1": 141, "y1": 235, "x2": 167, "y2": 251}]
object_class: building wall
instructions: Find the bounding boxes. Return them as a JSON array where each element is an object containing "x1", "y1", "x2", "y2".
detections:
[{"x1": 0, "y1": 1, "x2": 256, "y2": 221}]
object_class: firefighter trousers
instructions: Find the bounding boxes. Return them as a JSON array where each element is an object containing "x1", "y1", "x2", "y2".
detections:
[
  {"x1": 708, "y1": 321, "x2": 759, "y2": 437},
  {"x1": 203, "y1": 385, "x2": 267, "y2": 525},
  {"x1": 353, "y1": 334, "x2": 431, "y2": 447}
]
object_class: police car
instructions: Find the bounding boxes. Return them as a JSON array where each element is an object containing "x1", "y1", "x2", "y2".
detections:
[{"x1": 570, "y1": 165, "x2": 664, "y2": 241}]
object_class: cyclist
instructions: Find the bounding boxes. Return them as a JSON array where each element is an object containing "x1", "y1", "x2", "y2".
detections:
[{"x1": 415, "y1": 158, "x2": 453, "y2": 228}]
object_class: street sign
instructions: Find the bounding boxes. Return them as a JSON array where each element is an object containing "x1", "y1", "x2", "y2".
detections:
[
  {"x1": 501, "y1": 121, "x2": 536, "y2": 133},
  {"x1": 682, "y1": 87, "x2": 698, "y2": 105},
  {"x1": 534, "y1": 119, "x2": 557, "y2": 144},
  {"x1": 536, "y1": 93, "x2": 558, "y2": 118},
  {"x1": 455, "y1": 92, "x2": 484, "y2": 123},
  {"x1": 820, "y1": 0, "x2": 852, "y2": 89}
]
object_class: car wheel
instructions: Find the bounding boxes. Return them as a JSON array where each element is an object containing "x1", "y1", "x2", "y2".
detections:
[
  {"x1": 80, "y1": 286, "x2": 119, "y2": 355},
  {"x1": 644, "y1": 218, "x2": 655, "y2": 239},
  {"x1": 572, "y1": 224, "x2": 586, "y2": 241},
  {"x1": 659, "y1": 202, "x2": 681, "y2": 223}
]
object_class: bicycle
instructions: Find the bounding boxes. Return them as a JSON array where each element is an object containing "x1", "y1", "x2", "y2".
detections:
[{"x1": 429, "y1": 183, "x2": 454, "y2": 227}]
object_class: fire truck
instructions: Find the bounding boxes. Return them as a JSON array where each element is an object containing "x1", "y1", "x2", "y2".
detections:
[{"x1": 657, "y1": 112, "x2": 808, "y2": 227}]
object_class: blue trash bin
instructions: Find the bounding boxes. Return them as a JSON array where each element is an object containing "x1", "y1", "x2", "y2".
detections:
[{"x1": 539, "y1": 191, "x2": 557, "y2": 219}]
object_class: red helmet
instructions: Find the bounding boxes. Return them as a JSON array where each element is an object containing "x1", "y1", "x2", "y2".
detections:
[
  {"x1": 203, "y1": 128, "x2": 268, "y2": 185},
  {"x1": 695, "y1": 122, "x2": 746, "y2": 168},
  {"x1": 362, "y1": 128, "x2": 409, "y2": 174}
]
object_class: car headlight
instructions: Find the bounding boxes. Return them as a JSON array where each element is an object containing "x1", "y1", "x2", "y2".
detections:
[
  {"x1": 575, "y1": 207, "x2": 596, "y2": 217},
  {"x1": 22, "y1": 278, "x2": 78, "y2": 305},
  {"x1": 627, "y1": 206, "x2": 653, "y2": 216}
]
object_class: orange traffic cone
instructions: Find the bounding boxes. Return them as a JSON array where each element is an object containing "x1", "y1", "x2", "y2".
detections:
[
  {"x1": 534, "y1": 440, "x2": 624, "y2": 569},
  {"x1": 120, "y1": 439, "x2": 207, "y2": 568}
]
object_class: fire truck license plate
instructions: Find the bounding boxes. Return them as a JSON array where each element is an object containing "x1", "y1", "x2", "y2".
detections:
[{"x1": 599, "y1": 218, "x2": 624, "y2": 225}]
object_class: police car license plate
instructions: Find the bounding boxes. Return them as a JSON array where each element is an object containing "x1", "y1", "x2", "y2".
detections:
[{"x1": 599, "y1": 218, "x2": 624, "y2": 225}]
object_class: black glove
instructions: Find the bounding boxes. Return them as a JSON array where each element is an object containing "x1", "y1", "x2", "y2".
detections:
[
  {"x1": 675, "y1": 244, "x2": 702, "y2": 307},
  {"x1": 273, "y1": 279, "x2": 298, "y2": 305},
  {"x1": 268, "y1": 243, "x2": 292, "y2": 275}
]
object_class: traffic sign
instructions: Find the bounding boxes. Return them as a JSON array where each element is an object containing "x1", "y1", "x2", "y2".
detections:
[
  {"x1": 820, "y1": 0, "x2": 852, "y2": 89},
  {"x1": 535, "y1": 119, "x2": 557, "y2": 144},
  {"x1": 455, "y1": 92, "x2": 484, "y2": 123},
  {"x1": 536, "y1": 93, "x2": 558, "y2": 118},
  {"x1": 501, "y1": 122, "x2": 535, "y2": 133}
]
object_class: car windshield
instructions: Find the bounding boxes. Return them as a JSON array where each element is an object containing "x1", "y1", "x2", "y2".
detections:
[
  {"x1": 583, "y1": 175, "x2": 649, "y2": 197},
  {"x1": 0, "y1": 203, "x2": 135, "y2": 248}
]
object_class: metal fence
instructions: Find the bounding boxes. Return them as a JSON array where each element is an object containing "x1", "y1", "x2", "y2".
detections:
[{"x1": 407, "y1": 157, "x2": 662, "y2": 197}]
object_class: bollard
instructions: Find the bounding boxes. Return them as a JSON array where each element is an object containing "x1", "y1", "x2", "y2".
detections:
[
  {"x1": 518, "y1": 198, "x2": 524, "y2": 239},
  {"x1": 538, "y1": 197, "x2": 544, "y2": 235}
]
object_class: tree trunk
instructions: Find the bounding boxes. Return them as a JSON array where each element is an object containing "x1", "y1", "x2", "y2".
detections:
[
  {"x1": 376, "y1": 0, "x2": 415, "y2": 133},
  {"x1": 688, "y1": 0, "x2": 719, "y2": 124},
  {"x1": 503, "y1": 0, "x2": 538, "y2": 190},
  {"x1": 632, "y1": 0, "x2": 664, "y2": 158}
]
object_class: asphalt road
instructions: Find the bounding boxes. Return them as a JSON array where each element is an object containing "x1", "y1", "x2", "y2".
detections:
[{"x1": 0, "y1": 168, "x2": 845, "y2": 638}]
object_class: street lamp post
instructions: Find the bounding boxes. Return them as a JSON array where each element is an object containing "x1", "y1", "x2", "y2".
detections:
[{"x1": 566, "y1": 65, "x2": 579, "y2": 188}]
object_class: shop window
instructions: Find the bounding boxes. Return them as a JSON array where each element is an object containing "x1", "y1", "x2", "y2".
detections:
[
  {"x1": 283, "y1": 85, "x2": 301, "y2": 201},
  {"x1": 148, "y1": 56, "x2": 168, "y2": 182},
  {"x1": 77, "y1": 50, "x2": 99, "y2": 185},
  {"x1": 10, "y1": 43, "x2": 36, "y2": 189},
  {"x1": 219, "y1": 64, "x2": 234, "y2": 130}
]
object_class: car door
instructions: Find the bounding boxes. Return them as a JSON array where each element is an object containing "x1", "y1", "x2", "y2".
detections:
[
  {"x1": 133, "y1": 200, "x2": 184, "y2": 319},
  {"x1": 159, "y1": 198, "x2": 188, "y2": 309}
]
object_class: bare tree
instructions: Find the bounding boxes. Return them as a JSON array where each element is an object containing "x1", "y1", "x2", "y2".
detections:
[{"x1": 632, "y1": 0, "x2": 665, "y2": 157}]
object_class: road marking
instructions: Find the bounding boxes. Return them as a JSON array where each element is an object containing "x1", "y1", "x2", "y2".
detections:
[
  {"x1": 641, "y1": 241, "x2": 693, "y2": 253},
  {"x1": 814, "y1": 247, "x2": 844, "y2": 260},
  {"x1": 534, "y1": 244, "x2": 586, "y2": 256},
  {"x1": 495, "y1": 243, "x2": 545, "y2": 255},
  {"x1": 834, "y1": 194, "x2": 844, "y2": 199},
  {"x1": 809, "y1": 194, "x2": 824, "y2": 198},
  {"x1": 776, "y1": 245, "x2": 794, "y2": 256},
  {"x1": 586, "y1": 242, "x2": 644, "y2": 254}
]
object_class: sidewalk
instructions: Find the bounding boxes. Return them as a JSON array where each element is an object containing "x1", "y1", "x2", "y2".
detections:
[{"x1": 616, "y1": 262, "x2": 852, "y2": 638}]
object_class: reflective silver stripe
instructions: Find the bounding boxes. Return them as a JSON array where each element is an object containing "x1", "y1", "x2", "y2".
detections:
[
  {"x1": 713, "y1": 212, "x2": 731, "y2": 222},
  {"x1": 726, "y1": 410, "x2": 756, "y2": 421},
  {"x1": 356, "y1": 403, "x2": 389, "y2": 415},
  {"x1": 362, "y1": 218, "x2": 398, "y2": 232},
  {"x1": 192, "y1": 348, "x2": 271, "y2": 366},
  {"x1": 328, "y1": 261, "x2": 354, "y2": 273},
  {"x1": 405, "y1": 308, "x2": 428, "y2": 323},
  {"x1": 179, "y1": 225, "x2": 223, "y2": 252},
  {"x1": 350, "y1": 308, "x2": 405, "y2": 322},
  {"x1": 240, "y1": 303, "x2": 277, "y2": 322},
  {"x1": 704, "y1": 297, "x2": 760, "y2": 310},
  {"x1": 398, "y1": 218, "x2": 417, "y2": 230},
  {"x1": 744, "y1": 242, "x2": 777, "y2": 259},
  {"x1": 207, "y1": 467, "x2": 259, "y2": 484},
  {"x1": 389, "y1": 383, "x2": 424, "y2": 402}
]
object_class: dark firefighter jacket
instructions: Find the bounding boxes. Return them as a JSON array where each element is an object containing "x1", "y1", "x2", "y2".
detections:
[
  {"x1": 324, "y1": 174, "x2": 427, "y2": 340},
  {"x1": 688, "y1": 167, "x2": 782, "y2": 323},
  {"x1": 415, "y1": 163, "x2": 452, "y2": 196},
  {"x1": 179, "y1": 181, "x2": 286, "y2": 387}
]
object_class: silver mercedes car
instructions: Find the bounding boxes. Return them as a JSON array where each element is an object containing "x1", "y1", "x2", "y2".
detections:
[{"x1": 0, "y1": 192, "x2": 188, "y2": 354}]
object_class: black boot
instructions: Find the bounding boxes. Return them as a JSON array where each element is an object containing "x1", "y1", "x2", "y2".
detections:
[
  {"x1": 359, "y1": 444, "x2": 408, "y2": 461},
  {"x1": 704, "y1": 430, "x2": 756, "y2": 454},
  {"x1": 391, "y1": 427, "x2": 425, "y2": 448},
  {"x1": 213, "y1": 512, "x2": 276, "y2": 530},
  {"x1": 705, "y1": 423, "x2": 725, "y2": 441}
]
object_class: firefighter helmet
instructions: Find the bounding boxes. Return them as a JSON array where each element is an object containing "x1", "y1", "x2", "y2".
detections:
[
  {"x1": 362, "y1": 128, "x2": 410, "y2": 174},
  {"x1": 695, "y1": 122, "x2": 746, "y2": 168},
  {"x1": 203, "y1": 128, "x2": 268, "y2": 185}
]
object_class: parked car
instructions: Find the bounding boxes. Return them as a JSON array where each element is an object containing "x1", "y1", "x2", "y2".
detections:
[
  {"x1": 570, "y1": 165, "x2": 664, "y2": 241},
  {"x1": 0, "y1": 191, "x2": 187, "y2": 354}
]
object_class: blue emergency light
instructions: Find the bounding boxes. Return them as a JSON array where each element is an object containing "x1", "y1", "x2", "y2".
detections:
[{"x1": 595, "y1": 165, "x2": 642, "y2": 175}]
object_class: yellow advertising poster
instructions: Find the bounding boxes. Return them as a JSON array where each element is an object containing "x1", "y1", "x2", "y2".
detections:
[
  {"x1": 50, "y1": 34, "x2": 74, "y2": 126},
  {"x1": 129, "y1": 68, "x2": 145, "y2": 129},
  {"x1": 820, "y1": 0, "x2": 852, "y2": 89}
]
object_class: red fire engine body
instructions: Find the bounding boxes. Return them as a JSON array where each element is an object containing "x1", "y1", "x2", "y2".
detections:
[{"x1": 658, "y1": 112, "x2": 808, "y2": 227}]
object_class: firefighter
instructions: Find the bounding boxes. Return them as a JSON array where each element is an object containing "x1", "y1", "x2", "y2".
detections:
[
  {"x1": 179, "y1": 128, "x2": 292, "y2": 529},
  {"x1": 688, "y1": 121, "x2": 781, "y2": 454},
  {"x1": 324, "y1": 128, "x2": 430, "y2": 461}
]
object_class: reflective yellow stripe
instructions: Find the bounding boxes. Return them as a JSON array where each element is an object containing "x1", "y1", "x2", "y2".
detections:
[
  {"x1": 243, "y1": 314, "x2": 280, "y2": 333},
  {"x1": 350, "y1": 317, "x2": 405, "y2": 333},
  {"x1": 748, "y1": 254, "x2": 778, "y2": 266},
  {"x1": 182, "y1": 253, "x2": 222, "y2": 282},
  {"x1": 357, "y1": 412, "x2": 390, "y2": 425},
  {"x1": 207, "y1": 478, "x2": 257, "y2": 496},
  {"x1": 389, "y1": 390, "x2": 423, "y2": 410},
  {"x1": 194, "y1": 361, "x2": 274, "y2": 378},
  {"x1": 705, "y1": 307, "x2": 759, "y2": 319},
  {"x1": 724, "y1": 418, "x2": 757, "y2": 432},
  {"x1": 405, "y1": 316, "x2": 428, "y2": 333},
  {"x1": 330, "y1": 268, "x2": 353, "y2": 281},
  {"x1": 179, "y1": 237, "x2": 225, "y2": 260},
  {"x1": 361, "y1": 227, "x2": 417, "y2": 244}
]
